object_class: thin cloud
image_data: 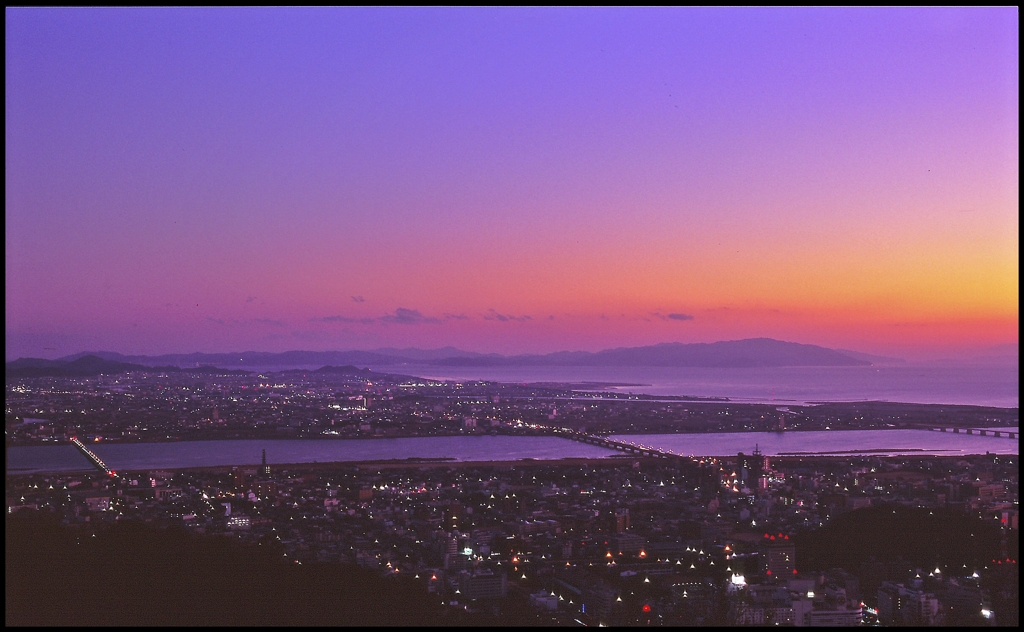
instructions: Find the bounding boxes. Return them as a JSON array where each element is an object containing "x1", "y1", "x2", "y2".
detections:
[
  {"x1": 208, "y1": 317, "x2": 287, "y2": 327},
  {"x1": 484, "y1": 309, "x2": 532, "y2": 322},
  {"x1": 380, "y1": 308, "x2": 440, "y2": 325},
  {"x1": 312, "y1": 315, "x2": 376, "y2": 324},
  {"x1": 312, "y1": 307, "x2": 441, "y2": 326},
  {"x1": 351, "y1": 295, "x2": 365, "y2": 303},
  {"x1": 650, "y1": 311, "x2": 695, "y2": 322},
  {"x1": 444, "y1": 313, "x2": 470, "y2": 320}
]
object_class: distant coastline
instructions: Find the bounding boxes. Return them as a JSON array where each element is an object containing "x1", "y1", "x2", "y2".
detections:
[{"x1": 9, "y1": 338, "x2": 883, "y2": 373}]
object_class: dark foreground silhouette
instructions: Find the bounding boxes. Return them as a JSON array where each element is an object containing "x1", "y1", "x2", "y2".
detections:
[
  {"x1": 793, "y1": 505, "x2": 1009, "y2": 571},
  {"x1": 6, "y1": 511, "x2": 486, "y2": 626}
]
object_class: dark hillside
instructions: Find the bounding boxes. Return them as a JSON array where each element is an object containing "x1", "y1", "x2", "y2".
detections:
[
  {"x1": 793, "y1": 505, "x2": 1007, "y2": 572},
  {"x1": 5, "y1": 512, "x2": 475, "y2": 626}
]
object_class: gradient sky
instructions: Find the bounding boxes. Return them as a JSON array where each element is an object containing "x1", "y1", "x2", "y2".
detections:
[{"x1": 6, "y1": 7, "x2": 1018, "y2": 361}]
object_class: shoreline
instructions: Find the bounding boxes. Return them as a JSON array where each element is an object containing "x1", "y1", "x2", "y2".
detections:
[
  {"x1": 6, "y1": 451, "x2": 1013, "y2": 478},
  {"x1": 7, "y1": 422, "x2": 1020, "y2": 449}
]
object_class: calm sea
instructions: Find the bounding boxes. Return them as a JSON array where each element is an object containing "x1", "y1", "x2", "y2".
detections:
[
  {"x1": 386, "y1": 364, "x2": 1019, "y2": 408},
  {"x1": 610, "y1": 430, "x2": 1019, "y2": 458},
  {"x1": 7, "y1": 430, "x2": 1017, "y2": 475}
]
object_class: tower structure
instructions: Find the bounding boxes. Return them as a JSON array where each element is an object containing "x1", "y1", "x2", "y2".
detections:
[
  {"x1": 260, "y1": 449, "x2": 271, "y2": 477},
  {"x1": 738, "y1": 445, "x2": 770, "y2": 492}
]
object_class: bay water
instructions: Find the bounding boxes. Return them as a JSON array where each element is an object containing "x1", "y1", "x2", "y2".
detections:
[
  {"x1": 396, "y1": 364, "x2": 1018, "y2": 408},
  {"x1": 7, "y1": 429, "x2": 1017, "y2": 475}
]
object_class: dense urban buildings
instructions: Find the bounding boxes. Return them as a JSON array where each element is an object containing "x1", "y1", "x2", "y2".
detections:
[
  {"x1": 5, "y1": 369, "x2": 1018, "y2": 626},
  {"x1": 5, "y1": 365, "x2": 1016, "y2": 446},
  {"x1": 8, "y1": 6, "x2": 1017, "y2": 627}
]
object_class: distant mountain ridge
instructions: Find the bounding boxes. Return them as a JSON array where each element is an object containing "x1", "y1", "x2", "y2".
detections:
[
  {"x1": 4, "y1": 355, "x2": 252, "y2": 379},
  {"x1": 4, "y1": 356, "x2": 427, "y2": 382},
  {"x1": 431, "y1": 339, "x2": 871, "y2": 368},
  {"x1": 55, "y1": 349, "x2": 411, "y2": 368},
  {"x1": 39, "y1": 338, "x2": 876, "y2": 370}
]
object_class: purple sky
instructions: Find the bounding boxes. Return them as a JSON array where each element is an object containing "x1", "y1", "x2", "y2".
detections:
[{"x1": 5, "y1": 7, "x2": 1018, "y2": 360}]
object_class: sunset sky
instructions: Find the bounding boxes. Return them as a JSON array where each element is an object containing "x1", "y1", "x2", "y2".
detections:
[{"x1": 6, "y1": 7, "x2": 1018, "y2": 361}]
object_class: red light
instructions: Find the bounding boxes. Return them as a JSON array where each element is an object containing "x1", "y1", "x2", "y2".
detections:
[
  {"x1": 770, "y1": 535, "x2": 775, "y2": 540},
  {"x1": 642, "y1": 604, "x2": 651, "y2": 613},
  {"x1": 793, "y1": 569, "x2": 798, "y2": 575},
  {"x1": 784, "y1": 535, "x2": 789, "y2": 540},
  {"x1": 766, "y1": 570, "x2": 772, "y2": 575}
]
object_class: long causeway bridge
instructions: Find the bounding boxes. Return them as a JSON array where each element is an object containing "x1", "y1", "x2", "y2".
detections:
[
  {"x1": 554, "y1": 425, "x2": 1018, "y2": 458},
  {"x1": 928, "y1": 427, "x2": 1017, "y2": 440},
  {"x1": 70, "y1": 436, "x2": 118, "y2": 477},
  {"x1": 551, "y1": 428, "x2": 692, "y2": 460}
]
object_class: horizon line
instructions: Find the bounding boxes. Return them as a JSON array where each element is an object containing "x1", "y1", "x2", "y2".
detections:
[{"x1": 7, "y1": 337, "x2": 1020, "y2": 365}]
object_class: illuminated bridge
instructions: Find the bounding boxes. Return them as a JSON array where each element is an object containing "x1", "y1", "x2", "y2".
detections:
[
  {"x1": 551, "y1": 428, "x2": 692, "y2": 461},
  {"x1": 70, "y1": 437, "x2": 118, "y2": 477}
]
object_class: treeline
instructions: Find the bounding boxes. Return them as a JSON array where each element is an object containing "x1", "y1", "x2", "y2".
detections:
[
  {"x1": 6, "y1": 512, "x2": 486, "y2": 626},
  {"x1": 792, "y1": 505, "x2": 1011, "y2": 571}
]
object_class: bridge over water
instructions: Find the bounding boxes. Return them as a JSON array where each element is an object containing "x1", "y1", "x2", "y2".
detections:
[
  {"x1": 551, "y1": 428, "x2": 694, "y2": 461},
  {"x1": 929, "y1": 427, "x2": 1018, "y2": 440},
  {"x1": 70, "y1": 437, "x2": 118, "y2": 477}
]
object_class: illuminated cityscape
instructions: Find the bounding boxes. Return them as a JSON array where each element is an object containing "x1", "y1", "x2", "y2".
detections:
[{"x1": 6, "y1": 6, "x2": 1017, "y2": 627}]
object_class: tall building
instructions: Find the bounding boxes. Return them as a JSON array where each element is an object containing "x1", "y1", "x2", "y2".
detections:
[
  {"x1": 728, "y1": 584, "x2": 795, "y2": 625},
  {"x1": 877, "y1": 581, "x2": 943, "y2": 626},
  {"x1": 613, "y1": 508, "x2": 631, "y2": 533},
  {"x1": 232, "y1": 467, "x2": 248, "y2": 491},
  {"x1": 555, "y1": 569, "x2": 618, "y2": 623},
  {"x1": 611, "y1": 533, "x2": 645, "y2": 555},
  {"x1": 738, "y1": 446, "x2": 770, "y2": 491},
  {"x1": 458, "y1": 568, "x2": 507, "y2": 600},
  {"x1": 761, "y1": 533, "x2": 795, "y2": 577}
]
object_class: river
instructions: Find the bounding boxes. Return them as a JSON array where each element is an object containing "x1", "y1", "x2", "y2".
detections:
[{"x1": 6, "y1": 429, "x2": 1018, "y2": 475}]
